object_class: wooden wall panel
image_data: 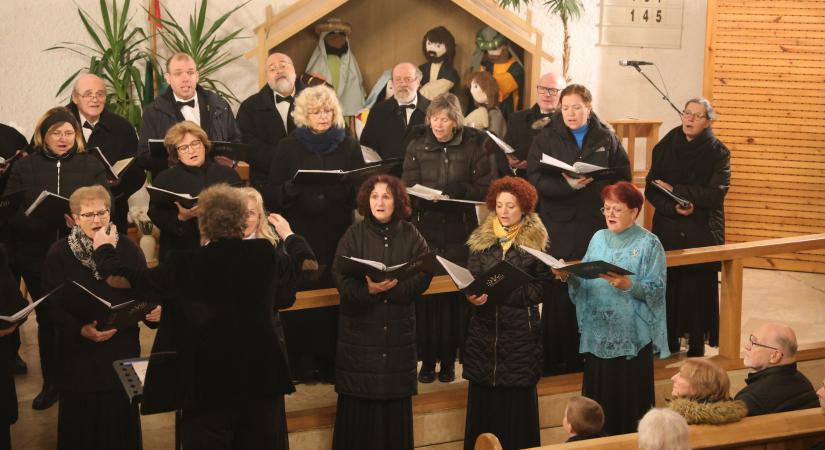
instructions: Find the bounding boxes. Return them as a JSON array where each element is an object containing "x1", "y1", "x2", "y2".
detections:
[{"x1": 704, "y1": 0, "x2": 825, "y2": 273}]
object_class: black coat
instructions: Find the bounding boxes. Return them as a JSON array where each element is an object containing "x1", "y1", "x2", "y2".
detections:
[
  {"x1": 0, "y1": 124, "x2": 27, "y2": 196},
  {"x1": 526, "y1": 111, "x2": 631, "y2": 260},
  {"x1": 236, "y1": 83, "x2": 300, "y2": 189},
  {"x1": 646, "y1": 126, "x2": 731, "y2": 251},
  {"x1": 332, "y1": 218, "x2": 432, "y2": 399},
  {"x1": 402, "y1": 126, "x2": 492, "y2": 266},
  {"x1": 137, "y1": 87, "x2": 241, "y2": 176},
  {"x1": 4, "y1": 149, "x2": 108, "y2": 265},
  {"x1": 67, "y1": 103, "x2": 143, "y2": 231},
  {"x1": 463, "y1": 213, "x2": 548, "y2": 387},
  {"x1": 0, "y1": 245, "x2": 26, "y2": 425},
  {"x1": 148, "y1": 160, "x2": 241, "y2": 262},
  {"x1": 499, "y1": 104, "x2": 552, "y2": 178},
  {"x1": 264, "y1": 134, "x2": 365, "y2": 285},
  {"x1": 734, "y1": 363, "x2": 820, "y2": 416},
  {"x1": 42, "y1": 236, "x2": 146, "y2": 393},
  {"x1": 94, "y1": 237, "x2": 304, "y2": 412},
  {"x1": 360, "y1": 93, "x2": 430, "y2": 160}
]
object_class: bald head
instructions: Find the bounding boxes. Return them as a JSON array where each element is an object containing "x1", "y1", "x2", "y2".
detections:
[
  {"x1": 762, "y1": 323, "x2": 798, "y2": 357},
  {"x1": 536, "y1": 72, "x2": 566, "y2": 113},
  {"x1": 744, "y1": 322, "x2": 798, "y2": 370},
  {"x1": 71, "y1": 73, "x2": 107, "y2": 122}
]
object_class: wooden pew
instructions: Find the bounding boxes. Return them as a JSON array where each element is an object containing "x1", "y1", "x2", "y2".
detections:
[{"x1": 526, "y1": 407, "x2": 825, "y2": 450}]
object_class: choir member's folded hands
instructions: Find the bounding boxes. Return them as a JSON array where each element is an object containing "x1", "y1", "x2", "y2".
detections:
[
  {"x1": 366, "y1": 276, "x2": 397, "y2": 295},
  {"x1": 144, "y1": 305, "x2": 162, "y2": 322},
  {"x1": 81, "y1": 320, "x2": 117, "y2": 342}
]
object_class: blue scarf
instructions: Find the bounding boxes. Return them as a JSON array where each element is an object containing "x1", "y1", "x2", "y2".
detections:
[{"x1": 295, "y1": 127, "x2": 346, "y2": 155}]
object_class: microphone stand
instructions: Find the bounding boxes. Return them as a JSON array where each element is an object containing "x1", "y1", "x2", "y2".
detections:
[{"x1": 630, "y1": 65, "x2": 682, "y2": 116}]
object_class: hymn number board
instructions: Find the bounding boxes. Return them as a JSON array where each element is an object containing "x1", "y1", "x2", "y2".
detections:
[{"x1": 598, "y1": 0, "x2": 685, "y2": 49}]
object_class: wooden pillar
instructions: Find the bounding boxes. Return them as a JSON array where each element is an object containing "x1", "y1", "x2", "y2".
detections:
[{"x1": 718, "y1": 258, "x2": 744, "y2": 360}]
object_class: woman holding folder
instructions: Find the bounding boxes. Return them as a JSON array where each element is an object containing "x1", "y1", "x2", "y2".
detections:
[
  {"x1": 42, "y1": 185, "x2": 160, "y2": 450},
  {"x1": 331, "y1": 175, "x2": 432, "y2": 450},
  {"x1": 4, "y1": 107, "x2": 108, "y2": 410},
  {"x1": 462, "y1": 177, "x2": 548, "y2": 450},
  {"x1": 554, "y1": 181, "x2": 668, "y2": 435},
  {"x1": 646, "y1": 98, "x2": 730, "y2": 357}
]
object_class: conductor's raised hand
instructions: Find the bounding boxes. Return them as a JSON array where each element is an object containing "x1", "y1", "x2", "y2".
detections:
[
  {"x1": 80, "y1": 320, "x2": 117, "y2": 342},
  {"x1": 466, "y1": 293, "x2": 488, "y2": 306},
  {"x1": 366, "y1": 276, "x2": 398, "y2": 295},
  {"x1": 92, "y1": 223, "x2": 118, "y2": 249},
  {"x1": 175, "y1": 202, "x2": 199, "y2": 222},
  {"x1": 267, "y1": 213, "x2": 293, "y2": 239}
]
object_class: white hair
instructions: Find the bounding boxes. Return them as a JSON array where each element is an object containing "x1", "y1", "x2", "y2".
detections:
[{"x1": 638, "y1": 408, "x2": 690, "y2": 450}]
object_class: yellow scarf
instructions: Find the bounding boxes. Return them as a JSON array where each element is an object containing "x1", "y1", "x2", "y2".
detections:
[{"x1": 493, "y1": 216, "x2": 522, "y2": 256}]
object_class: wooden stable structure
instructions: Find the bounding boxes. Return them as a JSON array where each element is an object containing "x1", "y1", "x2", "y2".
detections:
[
  {"x1": 703, "y1": 0, "x2": 825, "y2": 274},
  {"x1": 244, "y1": 0, "x2": 554, "y2": 106}
]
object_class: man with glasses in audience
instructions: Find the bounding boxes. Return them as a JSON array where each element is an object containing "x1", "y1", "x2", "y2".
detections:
[
  {"x1": 735, "y1": 323, "x2": 819, "y2": 416},
  {"x1": 237, "y1": 51, "x2": 303, "y2": 191},
  {"x1": 359, "y1": 62, "x2": 430, "y2": 165},
  {"x1": 500, "y1": 72, "x2": 565, "y2": 178},
  {"x1": 68, "y1": 73, "x2": 143, "y2": 231},
  {"x1": 137, "y1": 52, "x2": 241, "y2": 176}
]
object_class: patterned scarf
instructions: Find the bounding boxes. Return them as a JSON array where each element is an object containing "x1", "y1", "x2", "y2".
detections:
[
  {"x1": 68, "y1": 225, "x2": 117, "y2": 280},
  {"x1": 492, "y1": 216, "x2": 523, "y2": 256}
]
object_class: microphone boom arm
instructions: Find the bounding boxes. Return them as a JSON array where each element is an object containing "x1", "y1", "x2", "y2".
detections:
[{"x1": 631, "y1": 65, "x2": 682, "y2": 117}]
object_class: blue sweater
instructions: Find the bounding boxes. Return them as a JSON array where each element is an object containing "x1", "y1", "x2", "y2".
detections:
[{"x1": 567, "y1": 224, "x2": 670, "y2": 359}]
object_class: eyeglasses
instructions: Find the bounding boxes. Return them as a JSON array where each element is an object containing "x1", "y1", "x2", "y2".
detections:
[
  {"x1": 49, "y1": 130, "x2": 76, "y2": 139},
  {"x1": 749, "y1": 334, "x2": 781, "y2": 352},
  {"x1": 537, "y1": 86, "x2": 561, "y2": 95},
  {"x1": 392, "y1": 76, "x2": 417, "y2": 84},
  {"x1": 266, "y1": 62, "x2": 293, "y2": 72},
  {"x1": 77, "y1": 209, "x2": 110, "y2": 220},
  {"x1": 308, "y1": 108, "x2": 333, "y2": 117},
  {"x1": 600, "y1": 206, "x2": 627, "y2": 215},
  {"x1": 78, "y1": 91, "x2": 107, "y2": 101},
  {"x1": 681, "y1": 111, "x2": 708, "y2": 120},
  {"x1": 176, "y1": 140, "x2": 203, "y2": 154}
]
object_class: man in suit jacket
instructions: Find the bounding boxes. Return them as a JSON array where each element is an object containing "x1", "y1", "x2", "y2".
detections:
[
  {"x1": 236, "y1": 52, "x2": 301, "y2": 190},
  {"x1": 360, "y1": 62, "x2": 430, "y2": 162},
  {"x1": 137, "y1": 53, "x2": 241, "y2": 176},
  {"x1": 500, "y1": 72, "x2": 565, "y2": 178},
  {"x1": 68, "y1": 73, "x2": 142, "y2": 231}
]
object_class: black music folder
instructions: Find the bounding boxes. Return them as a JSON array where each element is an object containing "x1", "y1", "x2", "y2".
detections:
[
  {"x1": 0, "y1": 190, "x2": 24, "y2": 222},
  {"x1": 650, "y1": 181, "x2": 692, "y2": 208},
  {"x1": 292, "y1": 159, "x2": 402, "y2": 185},
  {"x1": 67, "y1": 280, "x2": 157, "y2": 331},
  {"x1": 210, "y1": 141, "x2": 249, "y2": 162},
  {"x1": 148, "y1": 139, "x2": 167, "y2": 160},
  {"x1": 336, "y1": 251, "x2": 436, "y2": 282},
  {"x1": 146, "y1": 186, "x2": 198, "y2": 209},
  {"x1": 538, "y1": 153, "x2": 626, "y2": 180},
  {"x1": 519, "y1": 245, "x2": 634, "y2": 279},
  {"x1": 24, "y1": 190, "x2": 70, "y2": 221},
  {"x1": 436, "y1": 255, "x2": 533, "y2": 301}
]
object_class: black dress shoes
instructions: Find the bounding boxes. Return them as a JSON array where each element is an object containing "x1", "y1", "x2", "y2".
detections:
[
  {"x1": 11, "y1": 355, "x2": 27, "y2": 375},
  {"x1": 417, "y1": 368, "x2": 436, "y2": 384},
  {"x1": 32, "y1": 384, "x2": 59, "y2": 410},
  {"x1": 438, "y1": 366, "x2": 455, "y2": 383}
]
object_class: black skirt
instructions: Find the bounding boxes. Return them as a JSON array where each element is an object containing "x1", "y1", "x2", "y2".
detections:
[
  {"x1": 332, "y1": 394, "x2": 413, "y2": 450},
  {"x1": 582, "y1": 343, "x2": 654, "y2": 436},
  {"x1": 57, "y1": 390, "x2": 141, "y2": 450},
  {"x1": 416, "y1": 292, "x2": 461, "y2": 368},
  {"x1": 541, "y1": 279, "x2": 583, "y2": 375},
  {"x1": 666, "y1": 267, "x2": 719, "y2": 351},
  {"x1": 463, "y1": 382, "x2": 540, "y2": 450}
]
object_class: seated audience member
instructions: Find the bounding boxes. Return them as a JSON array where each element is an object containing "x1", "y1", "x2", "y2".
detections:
[
  {"x1": 669, "y1": 358, "x2": 747, "y2": 424},
  {"x1": 734, "y1": 323, "x2": 819, "y2": 416},
  {"x1": 637, "y1": 408, "x2": 690, "y2": 450},
  {"x1": 563, "y1": 396, "x2": 605, "y2": 442}
]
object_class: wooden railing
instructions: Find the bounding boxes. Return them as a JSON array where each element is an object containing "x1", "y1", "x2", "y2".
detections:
[
  {"x1": 285, "y1": 233, "x2": 825, "y2": 360},
  {"x1": 525, "y1": 407, "x2": 825, "y2": 450}
]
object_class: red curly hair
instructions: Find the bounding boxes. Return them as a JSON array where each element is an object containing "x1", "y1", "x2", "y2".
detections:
[
  {"x1": 601, "y1": 181, "x2": 644, "y2": 211},
  {"x1": 356, "y1": 175, "x2": 412, "y2": 220},
  {"x1": 485, "y1": 176, "x2": 538, "y2": 213}
]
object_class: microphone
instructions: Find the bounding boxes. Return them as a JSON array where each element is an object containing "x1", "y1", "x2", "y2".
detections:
[{"x1": 619, "y1": 60, "x2": 654, "y2": 67}]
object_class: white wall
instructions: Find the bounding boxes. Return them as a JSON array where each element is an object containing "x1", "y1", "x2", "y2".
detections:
[{"x1": 0, "y1": 0, "x2": 705, "y2": 142}]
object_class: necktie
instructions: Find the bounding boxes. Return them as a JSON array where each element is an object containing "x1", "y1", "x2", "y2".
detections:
[
  {"x1": 176, "y1": 99, "x2": 195, "y2": 109},
  {"x1": 399, "y1": 104, "x2": 416, "y2": 110},
  {"x1": 83, "y1": 121, "x2": 95, "y2": 131},
  {"x1": 276, "y1": 94, "x2": 294, "y2": 104},
  {"x1": 399, "y1": 104, "x2": 415, "y2": 126}
]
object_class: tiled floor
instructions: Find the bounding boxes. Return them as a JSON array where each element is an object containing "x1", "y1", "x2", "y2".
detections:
[{"x1": 9, "y1": 268, "x2": 825, "y2": 449}]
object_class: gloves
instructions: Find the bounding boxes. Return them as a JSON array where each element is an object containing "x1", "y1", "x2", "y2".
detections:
[{"x1": 441, "y1": 182, "x2": 468, "y2": 199}]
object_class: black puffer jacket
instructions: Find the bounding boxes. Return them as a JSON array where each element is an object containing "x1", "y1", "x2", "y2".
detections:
[
  {"x1": 734, "y1": 363, "x2": 820, "y2": 416},
  {"x1": 402, "y1": 126, "x2": 492, "y2": 267},
  {"x1": 463, "y1": 212, "x2": 548, "y2": 387},
  {"x1": 646, "y1": 126, "x2": 730, "y2": 251},
  {"x1": 332, "y1": 217, "x2": 433, "y2": 400},
  {"x1": 526, "y1": 111, "x2": 630, "y2": 260}
]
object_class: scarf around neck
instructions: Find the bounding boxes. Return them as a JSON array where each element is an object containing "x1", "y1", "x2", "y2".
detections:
[
  {"x1": 493, "y1": 216, "x2": 523, "y2": 255},
  {"x1": 68, "y1": 225, "x2": 118, "y2": 280},
  {"x1": 295, "y1": 127, "x2": 346, "y2": 155}
]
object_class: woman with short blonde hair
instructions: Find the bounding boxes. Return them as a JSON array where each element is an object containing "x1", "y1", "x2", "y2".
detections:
[{"x1": 291, "y1": 85, "x2": 346, "y2": 129}]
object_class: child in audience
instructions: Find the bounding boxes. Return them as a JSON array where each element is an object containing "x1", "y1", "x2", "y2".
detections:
[{"x1": 563, "y1": 396, "x2": 606, "y2": 442}]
